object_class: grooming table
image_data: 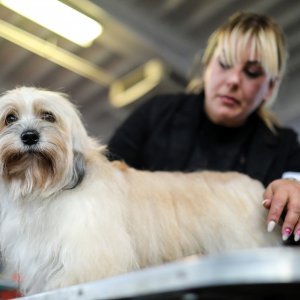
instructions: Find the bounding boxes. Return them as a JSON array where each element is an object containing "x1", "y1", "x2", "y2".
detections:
[{"x1": 16, "y1": 247, "x2": 300, "y2": 300}]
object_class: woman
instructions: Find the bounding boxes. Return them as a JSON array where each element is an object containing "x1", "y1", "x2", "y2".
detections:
[{"x1": 108, "y1": 12, "x2": 300, "y2": 243}]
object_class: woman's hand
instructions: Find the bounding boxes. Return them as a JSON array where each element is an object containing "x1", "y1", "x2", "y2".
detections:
[{"x1": 263, "y1": 179, "x2": 300, "y2": 242}]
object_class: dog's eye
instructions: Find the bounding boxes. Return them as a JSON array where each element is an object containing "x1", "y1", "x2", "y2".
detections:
[
  {"x1": 5, "y1": 113, "x2": 18, "y2": 125},
  {"x1": 41, "y1": 112, "x2": 56, "y2": 123}
]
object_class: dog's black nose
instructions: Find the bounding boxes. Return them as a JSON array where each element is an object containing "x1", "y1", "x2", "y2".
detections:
[{"x1": 21, "y1": 130, "x2": 40, "y2": 146}]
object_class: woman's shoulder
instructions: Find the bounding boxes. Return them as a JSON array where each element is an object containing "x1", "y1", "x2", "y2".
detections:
[
  {"x1": 250, "y1": 115, "x2": 300, "y2": 149},
  {"x1": 141, "y1": 92, "x2": 202, "y2": 115},
  {"x1": 129, "y1": 92, "x2": 202, "y2": 127},
  {"x1": 275, "y1": 125, "x2": 299, "y2": 141},
  {"x1": 260, "y1": 122, "x2": 300, "y2": 147},
  {"x1": 254, "y1": 113, "x2": 299, "y2": 141}
]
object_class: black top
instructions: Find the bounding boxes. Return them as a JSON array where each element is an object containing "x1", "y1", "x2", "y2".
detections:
[{"x1": 108, "y1": 92, "x2": 300, "y2": 187}]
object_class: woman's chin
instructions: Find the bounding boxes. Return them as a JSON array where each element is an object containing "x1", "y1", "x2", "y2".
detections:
[{"x1": 209, "y1": 111, "x2": 245, "y2": 127}]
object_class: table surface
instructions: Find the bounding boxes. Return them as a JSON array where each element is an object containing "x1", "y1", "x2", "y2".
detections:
[{"x1": 14, "y1": 247, "x2": 300, "y2": 300}]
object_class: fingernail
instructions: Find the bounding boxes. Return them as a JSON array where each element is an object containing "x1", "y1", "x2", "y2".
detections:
[
  {"x1": 262, "y1": 199, "x2": 268, "y2": 206},
  {"x1": 294, "y1": 230, "x2": 300, "y2": 242},
  {"x1": 267, "y1": 220, "x2": 276, "y2": 232},
  {"x1": 282, "y1": 227, "x2": 292, "y2": 241}
]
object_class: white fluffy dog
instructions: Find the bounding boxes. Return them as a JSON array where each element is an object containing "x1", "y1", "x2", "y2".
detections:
[{"x1": 0, "y1": 87, "x2": 280, "y2": 295}]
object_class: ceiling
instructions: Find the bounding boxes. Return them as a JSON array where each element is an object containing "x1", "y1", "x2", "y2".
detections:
[{"x1": 0, "y1": 0, "x2": 300, "y2": 143}]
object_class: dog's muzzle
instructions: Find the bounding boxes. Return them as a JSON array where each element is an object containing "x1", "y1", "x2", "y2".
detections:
[{"x1": 21, "y1": 129, "x2": 40, "y2": 146}]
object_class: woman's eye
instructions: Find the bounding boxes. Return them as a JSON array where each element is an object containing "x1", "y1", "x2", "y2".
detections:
[
  {"x1": 218, "y1": 59, "x2": 231, "y2": 70},
  {"x1": 41, "y1": 112, "x2": 56, "y2": 123},
  {"x1": 245, "y1": 69, "x2": 264, "y2": 78},
  {"x1": 244, "y1": 63, "x2": 265, "y2": 79},
  {"x1": 5, "y1": 113, "x2": 18, "y2": 125}
]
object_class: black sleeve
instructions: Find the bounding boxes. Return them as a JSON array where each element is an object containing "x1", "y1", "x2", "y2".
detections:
[
  {"x1": 107, "y1": 101, "x2": 151, "y2": 167},
  {"x1": 107, "y1": 94, "x2": 173, "y2": 168},
  {"x1": 107, "y1": 93, "x2": 196, "y2": 169},
  {"x1": 283, "y1": 129, "x2": 300, "y2": 172}
]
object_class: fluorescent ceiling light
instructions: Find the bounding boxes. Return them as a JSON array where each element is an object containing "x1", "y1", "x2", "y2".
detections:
[{"x1": 0, "y1": 0, "x2": 103, "y2": 47}]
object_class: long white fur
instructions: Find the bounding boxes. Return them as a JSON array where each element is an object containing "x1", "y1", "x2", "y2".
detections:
[{"x1": 0, "y1": 87, "x2": 281, "y2": 295}]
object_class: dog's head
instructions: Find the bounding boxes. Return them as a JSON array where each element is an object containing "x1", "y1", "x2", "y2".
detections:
[{"x1": 0, "y1": 87, "x2": 96, "y2": 198}]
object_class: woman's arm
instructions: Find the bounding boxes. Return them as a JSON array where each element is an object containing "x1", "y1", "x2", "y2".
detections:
[{"x1": 263, "y1": 130, "x2": 300, "y2": 242}]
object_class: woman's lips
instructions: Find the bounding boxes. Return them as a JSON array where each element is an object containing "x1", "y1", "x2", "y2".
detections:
[{"x1": 218, "y1": 95, "x2": 240, "y2": 106}]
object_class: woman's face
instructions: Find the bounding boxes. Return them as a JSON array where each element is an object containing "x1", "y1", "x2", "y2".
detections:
[{"x1": 203, "y1": 47, "x2": 275, "y2": 127}]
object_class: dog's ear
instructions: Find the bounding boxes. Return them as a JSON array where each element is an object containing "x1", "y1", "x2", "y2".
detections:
[
  {"x1": 64, "y1": 151, "x2": 86, "y2": 190},
  {"x1": 59, "y1": 93, "x2": 104, "y2": 154},
  {"x1": 70, "y1": 111, "x2": 91, "y2": 153},
  {"x1": 69, "y1": 106, "x2": 106, "y2": 156}
]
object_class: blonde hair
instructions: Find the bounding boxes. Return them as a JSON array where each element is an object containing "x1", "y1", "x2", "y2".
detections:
[{"x1": 187, "y1": 12, "x2": 288, "y2": 131}]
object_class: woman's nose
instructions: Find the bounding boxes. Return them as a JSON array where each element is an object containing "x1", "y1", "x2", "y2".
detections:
[{"x1": 226, "y1": 67, "x2": 241, "y2": 88}]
